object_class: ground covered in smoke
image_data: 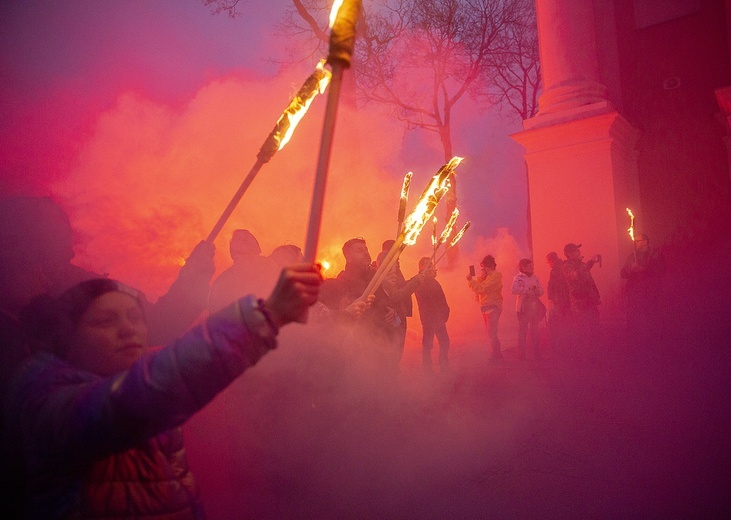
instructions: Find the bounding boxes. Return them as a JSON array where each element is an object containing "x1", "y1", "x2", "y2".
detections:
[{"x1": 184, "y1": 316, "x2": 730, "y2": 519}]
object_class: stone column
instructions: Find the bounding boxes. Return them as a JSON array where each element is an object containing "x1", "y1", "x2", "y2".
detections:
[
  {"x1": 535, "y1": 0, "x2": 609, "y2": 116},
  {"x1": 512, "y1": 0, "x2": 640, "y2": 322}
]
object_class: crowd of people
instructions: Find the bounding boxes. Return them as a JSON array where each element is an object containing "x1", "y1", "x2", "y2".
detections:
[
  {"x1": 0, "y1": 196, "x2": 321, "y2": 519},
  {"x1": 467, "y1": 240, "x2": 665, "y2": 362},
  {"x1": 0, "y1": 196, "x2": 456, "y2": 519},
  {"x1": 0, "y1": 195, "x2": 668, "y2": 519}
]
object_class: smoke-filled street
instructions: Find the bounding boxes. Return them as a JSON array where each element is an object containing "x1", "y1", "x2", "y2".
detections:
[
  {"x1": 184, "y1": 297, "x2": 731, "y2": 519},
  {"x1": 2, "y1": 2, "x2": 730, "y2": 519}
]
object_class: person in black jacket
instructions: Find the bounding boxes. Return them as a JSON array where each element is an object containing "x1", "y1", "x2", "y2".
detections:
[{"x1": 414, "y1": 257, "x2": 450, "y2": 374}]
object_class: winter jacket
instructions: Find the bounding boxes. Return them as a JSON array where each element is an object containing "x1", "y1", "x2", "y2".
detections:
[
  {"x1": 468, "y1": 270, "x2": 503, "y2": 311},
  {"x1": 563, "y1": 258, "x2": 601, "y2": 309},
  {"x1": 415, "y1": 277, "x2": 450, "y2": 324},
  {"x1": 4, "y1": 295, "x2": 278, "y2": 520},
  {"x1": 511, "y1": 272, "x2": 545, "y2": 312}
]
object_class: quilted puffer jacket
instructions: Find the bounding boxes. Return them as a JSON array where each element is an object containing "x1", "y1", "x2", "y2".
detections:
[{"x1": 4, "y1": 295, "x2": 277, "y2": 520}]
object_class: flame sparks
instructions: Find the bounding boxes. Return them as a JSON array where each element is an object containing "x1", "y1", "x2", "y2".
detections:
[
  {"x1": 626, "y1": 207, "x2": 635, "y2": 241},
  {"x1": 401, "y1": 157, "x2": 462, "y2": 246}
]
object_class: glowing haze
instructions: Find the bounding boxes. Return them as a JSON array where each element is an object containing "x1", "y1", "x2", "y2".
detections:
[
  {"x1": 3, "y1": 3, "x2": 727, "y2": 518},
  {"x1": 0, "y1": 0, "x2": 528, "y2": 301}
]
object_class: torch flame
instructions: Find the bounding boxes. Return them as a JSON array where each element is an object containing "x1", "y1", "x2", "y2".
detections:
[
  {"x1": 432, "y1": 220, "x2": 470, "y2": 267},
  {"x1": 439, "y1": 208, "x2": 460, "y2": 244},
  {"x1": 400, "y1": 171, "x2": 413, "y2": 201},
  {"x1": 278, "y1": 61, "x2": 332, "y2": 150},
  {"x1": 256, "y1": 60, "x2": 332, "y2": 164},
  {"x1": 401, "y1": 157, "x2": 462, "y2": 246},
  {"x1": 431, "y1": 217, "x2": 438, "y2": 246},
  {"x1": 626, "y1": 207, "x2": 635, "y2": 241},
  {"x1": 449, "y1": 221, "x2": 470, "y2": 248},
  {"x1": 320, "y1": 260, "x2": 331, "y2": 272},
  {"x1": 397, "y1": 171, "x2": 413, "y2": 228},
  {"x1": 360, "y1": 157, "x2": 463, "y2": 299},
  {"x1": 329, "y1": 0, "x2": 345, "y2": 29}
]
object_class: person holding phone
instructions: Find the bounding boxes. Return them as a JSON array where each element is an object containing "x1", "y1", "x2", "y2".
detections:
[
  {"x1": 563, "y1": 243, "x2": 601, "y2": 356},
  {"x1": 467, "y1": 255, "x2": 504, "y2": 360}
]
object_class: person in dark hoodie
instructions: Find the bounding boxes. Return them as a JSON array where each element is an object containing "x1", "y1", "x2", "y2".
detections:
[{"x1": 414, "y1": 257, "x2": 450, "y2": 374}]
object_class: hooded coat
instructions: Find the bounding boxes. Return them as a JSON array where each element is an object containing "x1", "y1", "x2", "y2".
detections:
[{"x1": 4, "y1": 296, "x2": 277, "y2": 520}]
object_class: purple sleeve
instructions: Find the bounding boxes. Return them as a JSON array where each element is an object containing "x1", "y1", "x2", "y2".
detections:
[{"x1": 8, "y1": 296, "x2": 276, "y2": 464}]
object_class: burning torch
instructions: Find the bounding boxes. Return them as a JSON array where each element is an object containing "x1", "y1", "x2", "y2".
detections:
[
  {"x1": 626, "y1": 207, "x2": 636, "y2": 243},
  {"x1": 433, "y1": 221, "x2": 471, "y2": 267},
  {"x1": 303, "y1": 0, "x2": 362, "y2": 263},
  {"x1": 397, "y1": 171, "x2": 413, "y2": 236},
  {"x1": 627, "y1": 208, "x2": 635, "y2": 242},
  {"x1": 361, "y1": 157, "x2": 463, "y2": 299},
  {"x1": 432, "y1": 208, "x2": 459, "y2": 263},
  {"x1": 431, "y1": 216, "x2": 438, "y2": 261},
  {"x1": 205, "y1": 61, "x2": 332, "y2": 243},
  {"x1": 626, "y1": 207, "x2": 636, "y2": 261}
]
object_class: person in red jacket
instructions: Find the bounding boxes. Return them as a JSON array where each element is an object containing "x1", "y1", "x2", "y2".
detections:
[{"x1": 5, "y1": 265, "x2": 321, "y2": 519}]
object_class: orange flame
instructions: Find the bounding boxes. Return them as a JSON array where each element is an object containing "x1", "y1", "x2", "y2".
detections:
[
  {"x1": 256, "y1": 61, "x2": 332, "y2": 165},
  {"x1": 431, "y1": 216, "x2": 438, "y2": 246},
  {"x1": 626, "y1": 207, "x2": 635, "y2": 241},
  {"x1": 449, "y1": 220, "x2": 470, "y2": 247},
  {"x1": 278, "y1": 60, "x2": 332, "y2": 150},
  {"x1": 398, "y1": 171, "x2": 412, "y2": 226},
  {"x1": 439, "y1": 208, "x2": 459, "y2": 245},
  {"x1": 329, "y1": 0, "x2": 345, "y2": 28},
  {"x1": 433, "y1": 220, "x2": 470, "y2": 267}
]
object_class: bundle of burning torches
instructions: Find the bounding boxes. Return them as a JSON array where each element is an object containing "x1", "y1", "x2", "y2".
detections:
[{"x1": 360, "y1": 157, "x2": 470, "y2": 301}]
